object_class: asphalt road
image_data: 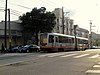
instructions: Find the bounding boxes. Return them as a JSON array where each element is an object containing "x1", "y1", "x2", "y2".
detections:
[{"x1": 0, "y1": 49, "x2": 100, "y2": 75}]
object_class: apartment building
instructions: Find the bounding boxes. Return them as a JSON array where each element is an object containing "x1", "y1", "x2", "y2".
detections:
[
  {"x1": 52, "y1": 8, "x2": 63, "y2": 33},
  {"x1": 52, "y1": 8, "x2": 89, "y2": 38},
  {"x1": 52, "y1": 8, "x2": 74, "y2": 35}
]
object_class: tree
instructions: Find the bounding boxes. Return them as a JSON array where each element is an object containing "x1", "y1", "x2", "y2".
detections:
[
  {"x1": 19, "y1": 7, "x2": 56, "y2": 45},
  {"x1": 93, "y1": 38, "x2": 100, "y2": 46}
]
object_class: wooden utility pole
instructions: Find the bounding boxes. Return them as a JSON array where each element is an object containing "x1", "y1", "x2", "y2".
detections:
[
  {"x1": 62, "y1": 7, "x2": 64, "y2": 34},
  {"x1": 74, "y1": 25, "x2": 78, "y2": 50},
  {"x1": 4, "y1": 0, "x2": 8, "y2": 50},
  {"x1": 90, "y1": 21, "x2": 92, "y2": 48},
  {"x1": 8, "y1": 9, "x2": 11, "y2": 48}
]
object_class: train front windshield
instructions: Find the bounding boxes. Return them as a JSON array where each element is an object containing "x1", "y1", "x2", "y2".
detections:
[{"x1": 40, "y1": 34, "x2": 48, "y2": 46}]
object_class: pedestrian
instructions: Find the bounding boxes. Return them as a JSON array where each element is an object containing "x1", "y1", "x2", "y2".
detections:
[{"x1": 1, "y1": 43, "x2": 5, "y2": 53}]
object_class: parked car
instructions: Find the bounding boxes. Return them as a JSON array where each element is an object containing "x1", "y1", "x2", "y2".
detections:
[
  {"x1": 20, "y1": 44, "x2": 40, "y2": 53},
  {"x1": 7, "y1": 45, "x2": 23, "y2": 53},
  {"x1": 7, "y1": 45, "x2": 19, "y2": 53}
]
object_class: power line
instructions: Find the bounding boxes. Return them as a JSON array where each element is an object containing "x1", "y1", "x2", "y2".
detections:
[
  {"x1": 0, "y1": 0, "x2": 32, "y2": 10},
  {"x1": 41, "y1": 0, "x2": 60, "y2": 8},
  {"x1": 0, "y1": 0, "x2": 73, "y2": 17},
  {"x1": 1, "y1": 0, "x2": 70, "y2": 13},
  {"x1": 10, "y1": 3, "x2": 32, "y2": 10},
  {"x1": 10, "y1": 12, "x2": 20, "y2": 16},
  {"x1": 10, "y1": 9, "x2": 23, "y2": 14},
  {"x1": 44, "y1": 0, "x2": 61, "y2": 6}
]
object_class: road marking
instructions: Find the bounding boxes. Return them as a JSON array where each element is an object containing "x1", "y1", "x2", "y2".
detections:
[
  {"x1": 38, "y1": 53, "x2": 60, "y2": 57},
  {"x1": 0, "y1": 60, "x2": 27, "y2": 67},
  {"x1": 47, "y1": 53, "x2": 68, "y2": 57},
  {"x1": 89, "y1": 54, "x2": 100, "y2": 58},
  {"x1": 86, "y1": 70, "x2": 100, "y2": 74},
  {"x1": 60, "y1": 54, "x2": 77, "y2": 57},
  {"x1": 38, "y1": 54, "x2": 52, "y2": 57},
  {"x1": 0, "y1": 53, "x2": 32, "y2": 58},
  {"x1": 73, "y1": 54, "x2": 89, "y2": 58},
  {"x1": 97, "y1": 62, "x2": 100, "y2": 65},
  {"x1": 93, "y1": 65, "x2": 100, "y2": 68},
  {"x1": 0, "y1": 54, "x2": 16, "y2": 57}
]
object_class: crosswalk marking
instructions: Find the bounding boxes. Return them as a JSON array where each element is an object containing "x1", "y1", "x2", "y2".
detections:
[
  {"x1": 86, "y1": 70, "x2": 100, "y2": 74},
  {"x1": 73, "y1": 54, "x2": 89, "y2": 58},
  {"x1": 1, "y1": 53, "x2": 100, "y2": 60},
  {"x1": 85, "y1": 61, "x2": 100, "y2": 74},
  {"x1": 60, "y1": 54, "x2": 77, "y2": 57},
  {"x1": 89, "y1": 54, "x2": 100, "y2": 58},
  {"x1": 0, "y1": 53, "x2": 32, "y2": 57},
  {"x1": 0, "y1": 54, "x2": 18, "y2": 57},
  {"x1": 97, "y1": 62, "x2": 100, "y2": 65},
  {"x1": 38, "y1": 53, "x2": 100, "y2": 59},
  {"x1": 47, "y1": 53, "x2": 68, "y2": 57},
  {"x1": 38, "y1": 53, "x2": 56, "y2": 57},
  {"x1": 93, "y1": 65, "x2": 100, "y2": 68},
  {"x1": 38, "y1": 53, "x2": 65, "y2": 57},
  {"x1": 38, "y1": 52, "x2": 68, "y2": 57}
]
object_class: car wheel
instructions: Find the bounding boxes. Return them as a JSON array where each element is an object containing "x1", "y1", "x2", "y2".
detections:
[
  {"x1": 26, "y1": 50, "x2": 29, "y2": 53},
  {"x1": 37, "y1": 49, "x2": 40, "y2": 52}
]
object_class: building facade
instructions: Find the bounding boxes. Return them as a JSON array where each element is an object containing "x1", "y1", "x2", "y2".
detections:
[
  {"x1": 52, "y1": 8, "x2": 89, "y2": 38},
  {"x1": 52, "y1": 8, "x2": 63, "y2": 33},
  {"x1": 52, "y1": 8, "x2": 74, "y2": 35},
  {"x1": 77, "y1": 27, "x2": 89, "y2": 38},
  {"x1": 0, "y1": 21, "x2": 23, "y2": 49}
]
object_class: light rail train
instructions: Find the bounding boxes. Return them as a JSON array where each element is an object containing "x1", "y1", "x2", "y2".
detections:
[{"x1": 39, "y1": 33, "x2": 88, "y2": 52}]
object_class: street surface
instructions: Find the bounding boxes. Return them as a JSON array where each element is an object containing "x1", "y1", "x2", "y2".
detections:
[{"x1": 0, "y1": 49, "x2": 100, "y2": 75}]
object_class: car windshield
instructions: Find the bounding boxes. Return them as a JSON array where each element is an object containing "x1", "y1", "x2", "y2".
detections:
[{"x1": 24, "y1": 45, "x2": 30, "y2": 48}]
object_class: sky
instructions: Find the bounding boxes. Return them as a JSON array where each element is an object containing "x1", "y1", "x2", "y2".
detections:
[{"x1": 0, "y1": 0, "x2": 100, "y2": 33}]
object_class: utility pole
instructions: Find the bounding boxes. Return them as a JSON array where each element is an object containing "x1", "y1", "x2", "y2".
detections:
[
  {"x1": 8, "y1": 9, "x2": 11, "y2": 48},
  {"x1": 74, "y1": 25, "x2": 78, "y2": 50},
  {"x1": 62, "y1": 7, "x2": 64, "y2": 34},
  {"x1": 4, "y1": 0, "x2": 8, "y2": 50},
  {"x1": 89, "y1": 20, "x2": 95, "y2": 49},
  {"x1": 89, "y1": 21, "x2": 92, "y2": 49}
]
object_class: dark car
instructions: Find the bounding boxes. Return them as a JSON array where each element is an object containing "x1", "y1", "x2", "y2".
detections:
[
  {"x1": 20, "y1": 44, "x2": 40, "y2": 53},
  {"x1": 7, "y1": 45, "x2": 23, "y2": 53},
  {"x1": 7, "y1": 45, "x2": 19, "y2": 53}
]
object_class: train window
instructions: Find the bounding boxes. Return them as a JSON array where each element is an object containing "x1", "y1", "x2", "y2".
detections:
[
  {"x1": 83, "y1": 40, "x2": 88, "y2": 44},
  {"x1": 68, "y1": 38, "x2": 71, "y2": 43},
  {"x1": 78, "y1": 39, "x2": 83, "y2": 44},
  {"x1": 72, "y1": 38, "x2": 74, "y2": 43},
  {"x1": 49, "y1": 35, "x2": 54, "y2": 43},
  {"x1": 62, "y1": 37, "x2": 68, "y2": 43},
  {"x1": 59, "y1": 36, "x2": 63, "y2": 43},
  {"x1": 40, "y1": 34, "x2": 47, "y2": 45},
  {"x1": 55, "y1": 37, "x2": 59, "y2": 42}
]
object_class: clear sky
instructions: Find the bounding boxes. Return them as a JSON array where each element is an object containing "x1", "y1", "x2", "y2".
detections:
[{"x1": 0, "y1": 0, "x2": 100, "y2": 33}]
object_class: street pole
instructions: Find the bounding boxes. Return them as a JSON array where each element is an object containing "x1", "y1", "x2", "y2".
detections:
[
  {"x1": 74, "y1": 25, "x2": 78, "y2": 50},
  {"x1": 89, "y1": 21, "x2": 92, "y2": 49},
  {"x1": 5, "y1": 0, "x2": 8, "y2": 50},
  {"x1": 8, "y1": 9, "x2": 11, "y2": 48},
  {"x1": 62, "y1": 7, "x2": 64, "y2": 34}
]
